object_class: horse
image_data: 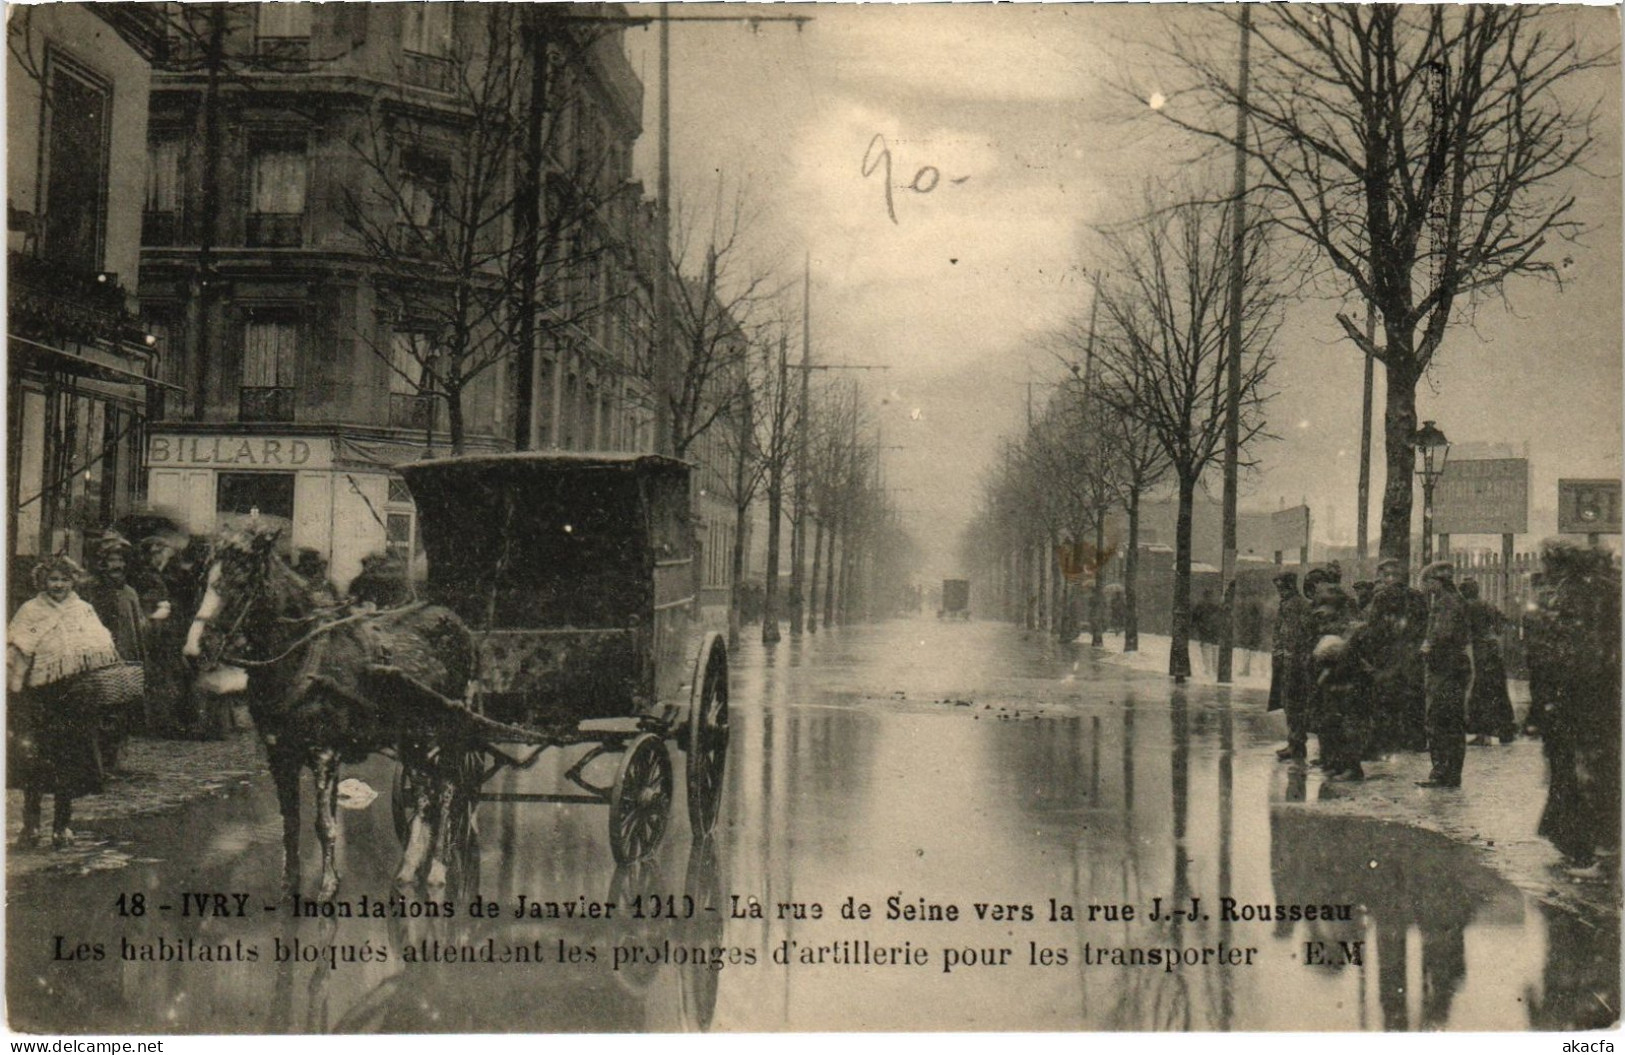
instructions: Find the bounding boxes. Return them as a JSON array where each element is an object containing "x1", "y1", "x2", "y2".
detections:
[{"x1": 183, "y1": 526, "x2": 478, "y2": 901}]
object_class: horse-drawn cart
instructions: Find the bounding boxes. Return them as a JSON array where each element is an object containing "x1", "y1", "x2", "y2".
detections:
[{"x1": 385, "y1": 453, "x2": 730, "y2": 871}]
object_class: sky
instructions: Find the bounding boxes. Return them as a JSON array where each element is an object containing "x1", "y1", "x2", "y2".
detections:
[{"x1": 623, "y1": 4, "x2": 1624, "y2": 580}]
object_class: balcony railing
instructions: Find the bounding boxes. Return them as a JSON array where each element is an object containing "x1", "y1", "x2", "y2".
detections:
[
  {"x1": 254, "y1": 36, "x2": 310, "y2": 70},
  {"x1": 402, "y1": 52, "x2": 454, "y2": 93},
  {"x1": 240, "y1": 386, "x2": 296, "y2": 423},
  {"x1": 246, "y1": 212, "x2": 303, "y2": 248},
  {"x1": 142, "y1": 210, "x2": 180, "y2": 247},
  {"x1": 7, "y1": 251, "x2": 136, "y2": 348}
]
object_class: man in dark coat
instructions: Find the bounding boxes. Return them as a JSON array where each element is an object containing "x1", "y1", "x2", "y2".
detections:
[
  {"x1": 1530, "y1": 540, "x2": 1621, "y2": 874},
  {"x1": 1460, "y1": 579, "x2": 1516, "y2": 745},
  {"x1": 1308, "y1": 583, "x2": 1372, "y2": 780},
  {"x1": 1367, "y1": 558, "x2": 1428, "y2": 752},
  {"x1": 1270, "y1": 572, "x2": 1311, "y2": 762},
  {"x1": 1417, "y1": 561, "x2": 1473, "y2": 789}
]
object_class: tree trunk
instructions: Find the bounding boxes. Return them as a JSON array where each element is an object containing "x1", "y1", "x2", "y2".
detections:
[
  {"x1": 1170, "y1": 472, "x2": 1197, "y2": 680},
  {"x1": 762, "y1": 464, "x2": 784, "y2": 644},
  {"x1": 1125, "y1": 485, "x2": 1141, "y2": 653},
  {"x1": 822, "y1": 519, "x2": 839, "y2": 628},
  {"x1": 845, "y1": 526, "x2": 858, "y2": 624},
  {"x1": 808, "y1": 518, "x2": 824, "y2": 633},
  {"x1": 447, "y1": 389, "x2": 466, "y2": 457},
  {"x1": 729, "y1": 500, "x2": 747, "y2": 651},
  {"x1": 1091, "y1": 510, "x2": 1107, "y2": 648},
  {"x1": 1047, "y1": 530, "x2": 1062, "y2": 640},
  {"x1": 1379, "y1": 359, "x2": 1420, "y2": 570}
]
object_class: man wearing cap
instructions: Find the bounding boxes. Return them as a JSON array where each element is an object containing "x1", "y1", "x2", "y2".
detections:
[
  {"x1": 1269, "y1": 572, "x2": 1311, "y2": 761},
  {"x1": 1418, "y1": 561, "x2": 1473, "y2": 788}
]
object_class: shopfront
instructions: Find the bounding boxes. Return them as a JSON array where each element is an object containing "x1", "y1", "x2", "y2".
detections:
[{"x1": 146, "y1": 431, "x2": 423, "y2": 590}]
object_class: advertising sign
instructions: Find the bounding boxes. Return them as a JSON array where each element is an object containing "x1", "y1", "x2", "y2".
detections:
[
  {"x1": 1558, "y1": 478, "x2": 1623, "y2": 535},
  {"x1": 1432, "y1": 458, "x2": 1529, "y2": 535},
  {"x1": 1268, "y1": 504, "x2": 1311, "y2": 555}
]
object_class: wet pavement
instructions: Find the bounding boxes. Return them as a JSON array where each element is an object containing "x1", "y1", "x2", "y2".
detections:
[{"x1": 6, "y1": 616, "x2": 1619, "y2": 1033}]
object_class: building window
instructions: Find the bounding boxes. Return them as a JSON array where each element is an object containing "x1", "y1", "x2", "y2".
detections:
[
  {"x1": 402, "y1": 4, "x2": 452, "y2": 56},
  {"x1": 143, "y1": 139, "x2": 182, "y2": 246},
  {"x1": 241, "y1": 317, "x2": 298, "y2": 422},
  {"x1": 247, "y1": 145, "x2": 306, "y2": 247},
  {"x1": 142, "y1": 312, "x2": 184, "y2": 417},
  {"x1": 562, "y1": 370, "x2": 579, "y2": 450},
  {"x1": 401, "y1": 5, "x2": 453, "y2": 91},
  {"x1": 40, "y1": 54, "x2": 111, "y2": 273},
  {"x1": 388, "y1": 331, "x2": 436, "y2": 430},
  {"x1": 394, "y1": 151, "x2": 448, "y2": 253},
  {"x1": 583, "y1": 380, "x2": 598, "y2": 449},
  {"x1": 256, "y1": 3, "x2": 312, "y2": 64}
]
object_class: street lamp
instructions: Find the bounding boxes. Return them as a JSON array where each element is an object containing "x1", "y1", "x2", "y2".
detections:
[{"x1": 1413, "y1": 419, "x2": 1451, "y2": 565}]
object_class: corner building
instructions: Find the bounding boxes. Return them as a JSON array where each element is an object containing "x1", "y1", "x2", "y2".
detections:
[{"x1": 139, "y1": 3, "x2": 652, "y2": 588}]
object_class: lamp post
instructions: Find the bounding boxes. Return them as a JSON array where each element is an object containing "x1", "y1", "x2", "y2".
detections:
[{"x1": 1413, "y1": 420, "x2": 1451, "y2": 566}]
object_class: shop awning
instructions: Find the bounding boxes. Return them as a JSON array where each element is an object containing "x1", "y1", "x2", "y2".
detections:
[{"x1": 8, "y1": 334, "x2": 184, "y2": 392}]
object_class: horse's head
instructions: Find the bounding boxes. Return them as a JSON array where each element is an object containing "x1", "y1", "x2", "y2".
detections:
[{"x1": 183, "y1": 524, "x2": 285, "y2": 667}]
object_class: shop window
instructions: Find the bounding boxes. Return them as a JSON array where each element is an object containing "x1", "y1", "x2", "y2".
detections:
[
  {"x1": 41, "y1": 54, "x2": 111, "y2": 273},
  {"x1": 385, "y1": 512, "x2": 414, "y2": 562},
  {"x1": 217, "y1": 472, "x2": 295, "y2": 541},
  {"x1": 247, "y1": 145, "x2": 306, "y2": 247},
  {"x1": 241, "y1": 317, "x2": 298, "y2": 422}
]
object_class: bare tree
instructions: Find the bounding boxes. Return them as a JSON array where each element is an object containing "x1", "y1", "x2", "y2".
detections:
[
  {"x1": 713, "y1": 329, "x2": 798, "y2": 647},
  {"x1": 1087, "y1": 193, "x2": 1281, "y2": 681},
  {"x1": 662, "y1": 187, "x2": 778, "y2": 461},
  {"x1": 338, "y1": 7, "x2": 632, "y2": 455},
  {"x1": 1150, "y1": 6, "x2": 1610, "y2": 566},
  {"x1": 1101, "y1": 379, "x2": 1171, "y2": 653}
]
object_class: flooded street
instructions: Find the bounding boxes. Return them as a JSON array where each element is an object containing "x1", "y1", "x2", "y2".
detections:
[{"x1": 7, "y1": 617, "x2": 1617, "y2": 1033}]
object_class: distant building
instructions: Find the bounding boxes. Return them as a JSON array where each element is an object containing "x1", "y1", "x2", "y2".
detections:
[{"x1": 7, "y1": 4, "x2": 169, "y2": 596}]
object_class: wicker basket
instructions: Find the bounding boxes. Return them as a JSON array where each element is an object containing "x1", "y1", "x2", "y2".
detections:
[{"x1": 71, "y1": 662, "x2": 146, "y2": 711}]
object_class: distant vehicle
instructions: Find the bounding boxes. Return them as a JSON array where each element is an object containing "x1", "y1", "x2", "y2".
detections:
[{"x1": 940, "y1": 579, "x2": 970, "y2": 620}]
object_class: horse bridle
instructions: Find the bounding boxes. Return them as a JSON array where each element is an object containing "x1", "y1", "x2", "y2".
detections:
[
  {"x1": 191, "y1": 561, "x2": 265, "y2": 670},
  {"x1": 194, "y1": 555, "x2": 423, "y2": 670}
]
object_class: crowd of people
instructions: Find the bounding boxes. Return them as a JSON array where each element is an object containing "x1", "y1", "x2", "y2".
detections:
[
  {"x1": 6, "y1": 530, "x2": 401, "y2": 852},
  {"x1": 1269, "y1": 540, "x2": 1621, "y2": 877}
]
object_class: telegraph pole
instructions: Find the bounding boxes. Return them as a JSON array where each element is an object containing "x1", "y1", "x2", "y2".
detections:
[
  {"x1": 1356, "y1": 300, "x2": 1376, "y2": 565},
  {"x1": 1217, "y1": 6, "x2": 1250, "y2": 685}
]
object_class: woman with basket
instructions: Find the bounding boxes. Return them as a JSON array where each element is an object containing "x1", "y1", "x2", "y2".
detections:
[{"x1": 7, "y1": 555, "x2": 125, "y2": 849}]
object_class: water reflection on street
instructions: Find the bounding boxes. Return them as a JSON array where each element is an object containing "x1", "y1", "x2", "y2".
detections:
[{"x1": 7, "y1": 617, "x2": 1617, "y2": 1032}]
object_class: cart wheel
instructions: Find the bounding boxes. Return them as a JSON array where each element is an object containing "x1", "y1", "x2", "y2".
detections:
[
  {"x1": 444, "y1": 747, "x2": 485, "y2": 899},
  {"x1": 679, "y1": 837, "x2": 724, "y2": 1030},
  {"x1": 609, "y1": 734, "x2": 673, "y2": 865},
  {"x1": 391, "y1": 764, "x2": 417, "y2": 844},
  {"x1": 685, "y1": 641, "x2": 730, "y2": 837},
  {"x1": 608, "y1": 857, "x2": 665, "y2": 992}
]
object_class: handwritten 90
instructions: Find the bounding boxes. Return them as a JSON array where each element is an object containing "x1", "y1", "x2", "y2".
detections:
[{"x1": 862, "y1": 133, "x2": 968, "y2": 225}]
